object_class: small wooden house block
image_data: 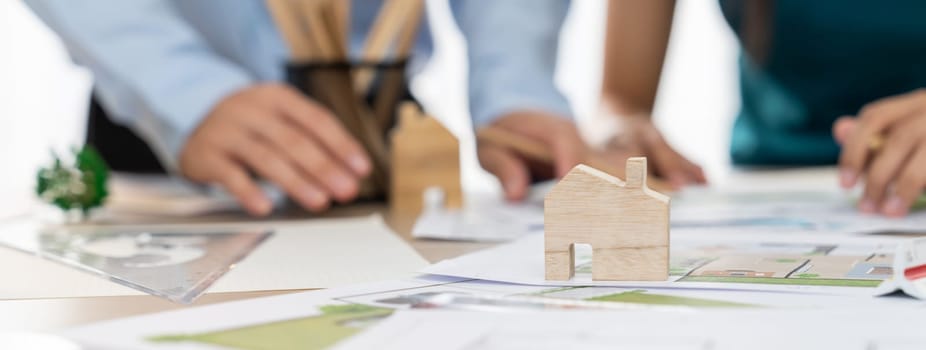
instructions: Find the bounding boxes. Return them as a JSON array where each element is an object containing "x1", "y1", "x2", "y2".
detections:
[
  {"x1": 389, "y1": 103, "x2": 463, "y2": 216},
  {"x1": 544, "y1": 157, "x2": 669, "y2": 281}
]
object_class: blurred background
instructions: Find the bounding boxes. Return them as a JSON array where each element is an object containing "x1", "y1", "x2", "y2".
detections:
[{"x1": 0, "y1": 0, "x2": 739, "y2": 216}]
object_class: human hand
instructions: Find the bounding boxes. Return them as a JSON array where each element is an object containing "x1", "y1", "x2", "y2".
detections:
[
  {"x1": 835, "y1": 89, "x2": 926, "y2": 217},
  {"x1": 476, "y1": 112, "x2": 589, "y2": 201},
  {"x1": 179, "y1": 84, "x2": 371, "y2": 216},
  {"x1": 477, "y1": 112, "x2": 703, "y2": 201},
  {"x1": 607, "y1": 116, "x2": 706, "y2": 189}
]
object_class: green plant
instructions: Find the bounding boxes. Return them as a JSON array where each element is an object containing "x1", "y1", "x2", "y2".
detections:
[{"x1": 36, "y1": 146, "x2": 109, "y2": 218}]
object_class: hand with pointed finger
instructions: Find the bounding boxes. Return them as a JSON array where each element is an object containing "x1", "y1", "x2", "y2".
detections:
[
  {"x1": 179, "y1": 83, "x2": 372, "y2": 216},
  {"x1": 609, "y1": 116, "x2": 707, "y2": 189},
  {"x1": 476, "y1": 112, "x2": 588, "y2": 202},
  {"x1": 834, "y1": 88, "x2": 926, "y2": 217}
]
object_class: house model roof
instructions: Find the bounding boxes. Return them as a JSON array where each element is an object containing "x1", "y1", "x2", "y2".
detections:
[{"x1": 559, "y1": 162, "x2": 670, "y2": 204}]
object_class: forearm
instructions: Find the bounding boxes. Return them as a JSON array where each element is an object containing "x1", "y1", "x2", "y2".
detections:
[{"x1": 601, "y1": 0, "x2": 675, "y2": 118}]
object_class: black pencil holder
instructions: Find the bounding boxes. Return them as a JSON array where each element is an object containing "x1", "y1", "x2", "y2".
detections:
[{"x1": 285, "y1": 59, "x2": 415, "y2": 200}]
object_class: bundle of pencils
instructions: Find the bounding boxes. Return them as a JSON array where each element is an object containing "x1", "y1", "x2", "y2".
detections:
[
  {"x1": 266, "y1": 0, "x2": 350, "y2": 64},
  {"x1": 266, "y1": 0, "x2": 424, "y2": 95},
  {"x1": 266, "y1": 0, "x2": 425, "y2": 198}
]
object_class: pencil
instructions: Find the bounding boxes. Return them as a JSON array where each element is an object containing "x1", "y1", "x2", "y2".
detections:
[{"x1": 266, "y1": 0, "x2": 312, "y2": 60}]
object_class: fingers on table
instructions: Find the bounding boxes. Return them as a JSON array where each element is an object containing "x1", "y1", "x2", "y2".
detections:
[
  {"x1": 494, "y1": 114, "x2": 586, "y2": 178},
  {"x1": 179, "y1": 114, "x2": 275, "y2": 217},
  {"x1": 243, "y1": 85, "x2": 374, "y2": 209},
  {"x1": 840, "y1": 90, "x2": 926, "y2": 188},
  {"x1": 477, "y1": 144, "x2": 530, "y2": 202},
  {"x1": 845, "y1": 90, "x2": 926, "y2": 216},
  {"x1": 275, "y1": 86, "x2": 372, "y2": 176},
  {"x1": 642, "y1": 133, "x2": 706, "y2": 188},
  {"x1": 211, "y1": 155, "x2": 275, "y2": 217},
  {"x1": 888, "y1": 147, "x2": 926, "y2": 217},
  {"x1": 229, "y1": 134, "x2": 331, "y2": 212},
  {"x1": 211, "y1": 104, "x2": 328, "y2": 212},
  {"x1": 242, "y1": 114, "x2": 359, "y2": 204},
  {"x1": 864, "y1": 119, "x2": 926, "y2": 217},
  {"x1": 832, "y1": 116, "x2": 856, "y2": 146},
  {"x1": 861, "y1": 128, "x2": 919, "y2": 211},
  {"x1": 183, "y1": 128, "x2": 276, "y2": 216},
  {"x1": 548, "y1": 128, "x2": 587, "y2": 178}
]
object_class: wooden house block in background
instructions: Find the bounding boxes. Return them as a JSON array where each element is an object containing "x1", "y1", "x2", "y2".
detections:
[
  {"x1": 544, "y1": 157, "x2": 669, "y2": 281},
  {"x1": 389, "y1": 103, "x2": 463, "y2": 216}
]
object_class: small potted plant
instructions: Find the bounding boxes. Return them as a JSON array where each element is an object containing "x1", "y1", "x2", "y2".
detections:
[{"x1": 36, "y1": 145, "x2": 109, "y2": 221}]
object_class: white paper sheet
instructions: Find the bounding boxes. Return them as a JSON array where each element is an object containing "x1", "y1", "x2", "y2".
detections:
[
  {"x1": 412, "y1": 184, "x2": 550, "y2": 242},
  {"x1": 0, "y1": 215, "x2": 428, "y2": 299},
  {"x1": 671, "y1": 187, "x2": 926, "y2": 234},
  {"x1": 412, "y1": 193, "x2": 544, "y2": 242},
  {"x1": 334, "y1": 276, "x2": 915, "y2": 310},
  {"x1": 413, "y1": 168, "x2": 926, "y2": 243},
  {"x1": 334, "y1": 308, "x2": 926, "y2": 350},
  {"x1": 61, "y1": 275, "x2": 921, "y2": 350},
  {"x1": 421, "y1": 231, "x2": 907, "y2": 296},
  {"x1": 665, "y1": 168, "x2": 925, "y2": 234}
]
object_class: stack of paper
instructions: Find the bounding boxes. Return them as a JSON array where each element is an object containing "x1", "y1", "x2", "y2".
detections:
[
  {"x1": 61, "y1": 275, "x2": 921, "y2": 349},
  {"x1": 51, "y1": 168, "x2": 926, "y2": 349},
  {"x1": 335, "y1": 308, "x2": 926, "y2": 350},
  {"x1": 412, "y1": 184, "x2": 550, "y2": 242},
  {"x1": 421, "y1": 231, "x2": 904, "y2": 296},
  {"x1": 0, "y1": 215, "x2": 427, "y2": 300}
]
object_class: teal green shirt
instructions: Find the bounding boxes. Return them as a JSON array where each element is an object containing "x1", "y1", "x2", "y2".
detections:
[{"x1": 720, "y1": 0, "x2": 926, "y2": 165}]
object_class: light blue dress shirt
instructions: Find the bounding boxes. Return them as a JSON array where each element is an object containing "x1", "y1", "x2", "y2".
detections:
[{"x1": 26, "y1": 0, "x2": 573, "y2": 171}]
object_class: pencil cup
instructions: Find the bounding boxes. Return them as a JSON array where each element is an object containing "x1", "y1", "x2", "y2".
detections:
[{"x1": 285, "y1": 59, "x2": 414, "y2": 201}]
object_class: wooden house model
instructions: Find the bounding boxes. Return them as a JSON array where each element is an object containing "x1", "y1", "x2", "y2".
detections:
[{"x1": 544, "y1": 157, "x2": 670, "y2": 281}]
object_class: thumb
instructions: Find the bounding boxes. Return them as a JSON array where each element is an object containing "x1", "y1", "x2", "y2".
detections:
[
  {"x1": 477, "y1": 144, "x2": 531, "y2": 201},
  {"x1": 833, "y1": 116, "x2": 857, "y2": 146}
]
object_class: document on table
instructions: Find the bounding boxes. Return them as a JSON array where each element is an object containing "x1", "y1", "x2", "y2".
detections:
[
  {"x1": 0, "y1": 215, "x2": 427, "y2": 299},
  {"x1": 412, "y1": 184, "x2": 550, "y2": 242},
  {"x1": 412, "y1": 192, "x2": 544, "y2": 242},
  {"x1": 413, "y1": 172, "x2": 926, "y2": 243},
  {"x1": 421, "y1": 231, "x2": 908, "y2": 296},
  {"x1": 61, "y1": 274, "x2": 920, "y2": 350},
  {"x1": 334, "y1": 308, "x2": 926, "y2": 350},
  {"x1": 671, "y1": 187, "x2": 926, "y2": 234}
]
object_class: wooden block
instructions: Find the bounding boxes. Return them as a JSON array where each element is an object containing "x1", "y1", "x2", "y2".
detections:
[
  {"x1": 544, "y1": 244, "x2": 575, "y2": 281},
  {"x1": 389, "y1": 103, "x2": 463, "y2": 216},
  {"x1": 544, "y1": 157, "x2": 669, "y2": 281},
  {"x1": 476, "y1": 126, "x2": 672, "y2": 193}
]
